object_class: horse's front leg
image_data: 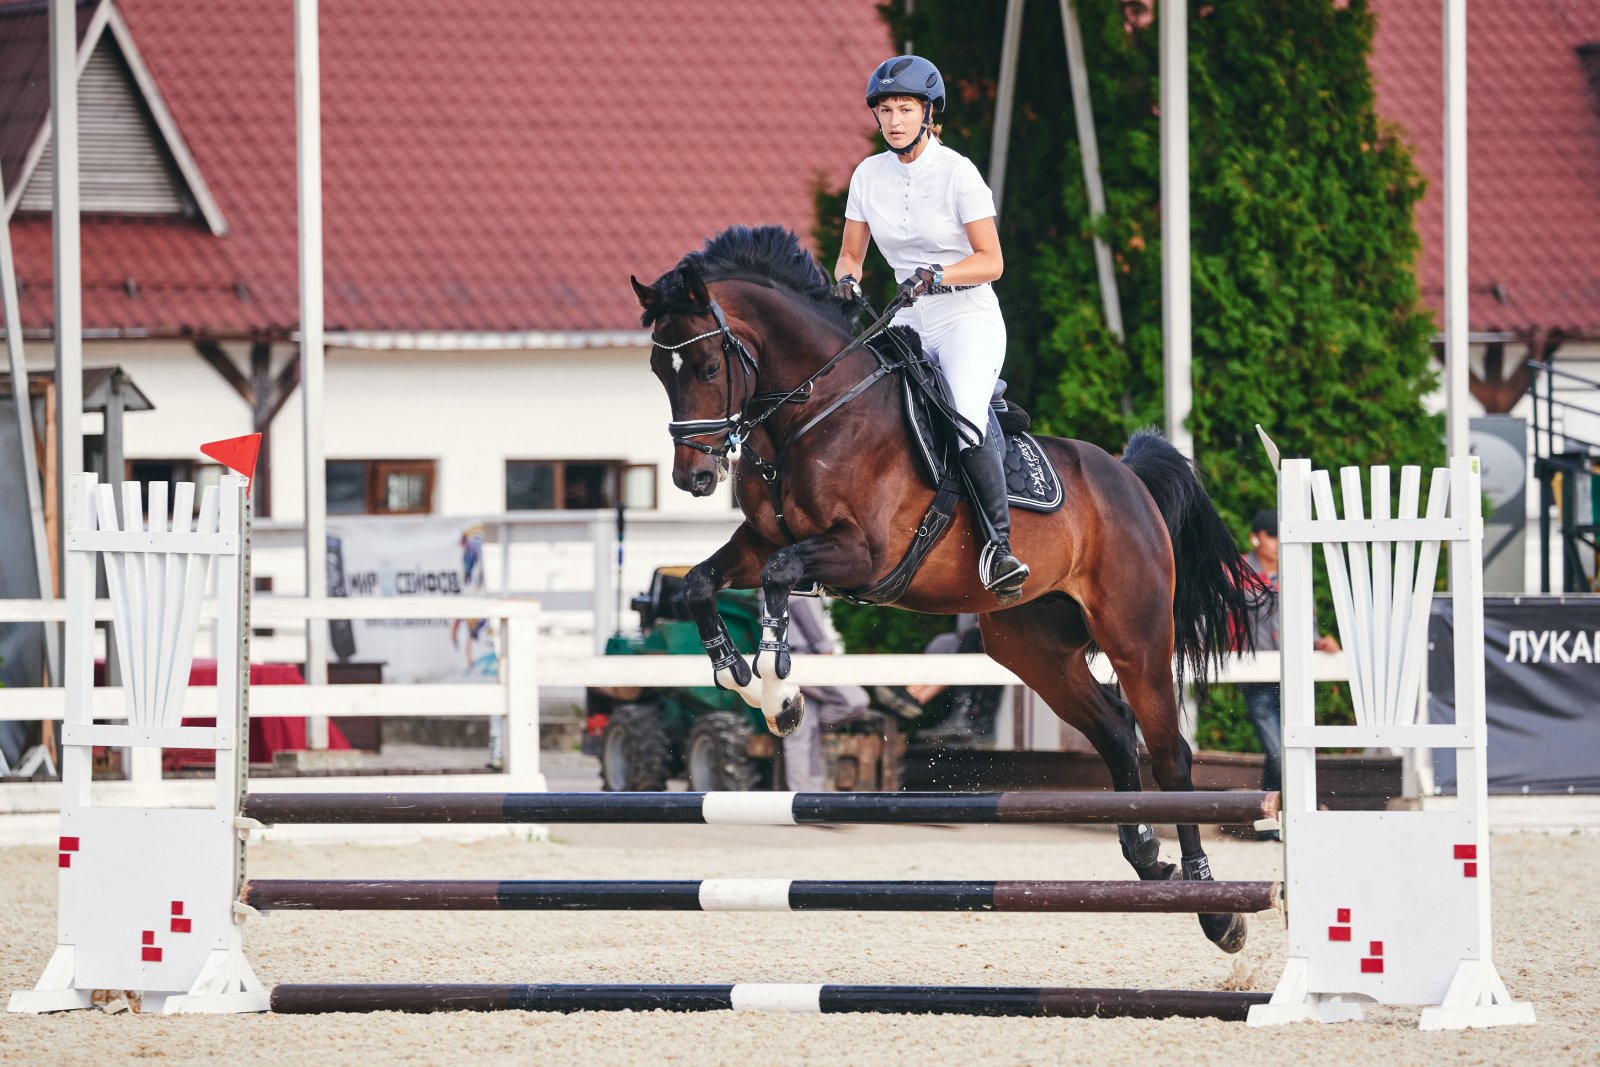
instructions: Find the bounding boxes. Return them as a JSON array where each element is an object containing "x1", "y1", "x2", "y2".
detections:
[
  {"x1": 752, "y1": 529, "x2": 875, "y2": 737},
  {"x1": 682, "y1": 525, "x2": 767, "y2": 712}
]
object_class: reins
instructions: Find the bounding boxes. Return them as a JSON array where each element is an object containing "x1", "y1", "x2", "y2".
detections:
[{"x1": 656, "y1": 284, "x2": 981, "y2": 543}]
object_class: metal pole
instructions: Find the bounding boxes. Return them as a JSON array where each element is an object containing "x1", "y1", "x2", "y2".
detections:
[
  {"x1": 987, "y1": 0, "x2": 1026, "y2": 212},
  {"x1": 1159, "y1": 0, "x2": 1192, "y2": 458},
  {"x1": 1060, "y1": 0, "x2": 1124, "y2": 341},
  {"x1": 1538, "y1": 363, "x2": 1551, "y2": 592},
  {"x1": 1443, "y1": 0, "x2": 1469, "y2": 463},
  {"x1": 50, "y1": 0, "x2": 83, "y2": 554},
  {"x1": 295, "y1": 0, "x2": 330, "y2": 746},
  {"x1": 0, "y1": 165, "x2": 61, "y2": 683}
]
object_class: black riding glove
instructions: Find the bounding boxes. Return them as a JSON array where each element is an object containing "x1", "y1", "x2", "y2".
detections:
[
  {"x1": 832, "y1": 274, "x2": 863, "y2": 303},
  {"x1": 899, "y1": 265, "x2": 942, "y2": 305}
]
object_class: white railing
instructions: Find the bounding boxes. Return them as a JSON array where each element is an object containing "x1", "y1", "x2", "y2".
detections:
[
  {"x1": 0, "y1": 595, "x2": 543, "y2": 813},
  {"x1": 1, "y1": 590, "x2": 1345, "y2": 813},
  {"x1": 536, "y1": 650, "x2": 1345, "y2": 687}
]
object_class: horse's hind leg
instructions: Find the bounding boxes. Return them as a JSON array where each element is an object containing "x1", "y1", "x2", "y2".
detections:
[
  {"x1": 1105, "y1": 639, "x2": 1249, "y2": 954},
  {"x1": 1058, "y1": 658, "x2": 1176, "y2": 882},
  {"x1": 978, "y1": 601, "x2": 1174, "y2": 880}
]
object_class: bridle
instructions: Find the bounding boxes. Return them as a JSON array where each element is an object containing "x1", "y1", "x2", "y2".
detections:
[
  {"x1": 658, "y1": 291, "x2": 915, "y2": 457},
  {"x1": 655, "y1": 290, "x2": 917, "y2": 538},
  {"x1": 660, "y1": 300, "x2": 760, "y2": 460},
  {"x1": 655, "y1": 284, "x2": 984, "y2": 543}
]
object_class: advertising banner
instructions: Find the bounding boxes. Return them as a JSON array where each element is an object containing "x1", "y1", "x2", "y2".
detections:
[
  {"x1": 326, "y1": 517, "x2": 498, "y2": 684},
  {"x1": 1430, "y1": 595, "x2": 1600, "y2": 793}
]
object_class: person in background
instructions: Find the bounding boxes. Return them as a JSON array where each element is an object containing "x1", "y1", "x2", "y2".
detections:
[
  {"x1": 873, "y1": 614, "x2": 1000, "y2": 745},
  {"x1": 781, "y1": 596, "x2": 872, "y2": 791},
  {"x1": 1242, "y1": 509, "x2": 1340, "y2": 805}
]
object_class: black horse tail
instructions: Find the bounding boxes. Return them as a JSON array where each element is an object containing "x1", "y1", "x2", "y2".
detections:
[{"x1": 1120, "y1": 429, "x2": 1266, "y2": 698}]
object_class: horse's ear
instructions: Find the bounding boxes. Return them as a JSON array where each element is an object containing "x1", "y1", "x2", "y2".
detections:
[
  {"x1": 630, "y1": 275, "x2": 659, "y2": 311},
  {"x1": 680, "y1": 265, "x2": 711, "y2": 309}
]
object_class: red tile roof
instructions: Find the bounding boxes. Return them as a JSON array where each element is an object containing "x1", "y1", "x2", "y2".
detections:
[
  {"x1": 1370, "y1": 0, "x2": 1600, "y2": 337},
  {"x1": 11, "y1": 2, "x2": 1597, "y2": 341},
  {"x1": 1, "y1": 0, "x2": 892, "y2": 338}
]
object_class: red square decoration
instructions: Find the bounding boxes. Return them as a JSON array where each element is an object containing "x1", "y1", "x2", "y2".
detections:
[
  {"x1": 141, "y1": 947, "x2": 162, "y2": 963},
  {"x1": 1328, "y1": 926, "x2": 1352, "y2": 942},
  {"x1": 1360, "y1": 958, "x2": 1384, "y2": 974},
  {"x1": 57, "y1": 854, "x2": 71, "y2": 869},
  {"x1": 59, "y1": 836, "x2": 80, "y2": 852},
  {"x1": 1336, "y1": 908, "x2": 1350, "y2": 922},
  {"x1": 1369, "y1": 941, "x2": 1384, "y2": 956},
  {"x1": 171, "y1": 918, "x2": 192, "y2": 934},
  {"x1": 1453, "y1": 844, "x2": 1477, "y2": 860},
  {"x1": 1464, "y1": 862, "x2": 1478, "y2": 878}
]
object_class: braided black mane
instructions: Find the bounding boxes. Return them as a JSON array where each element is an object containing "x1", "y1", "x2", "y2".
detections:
[{"x1": 641, "y1": 225, "x2": 857, "y2": 330}]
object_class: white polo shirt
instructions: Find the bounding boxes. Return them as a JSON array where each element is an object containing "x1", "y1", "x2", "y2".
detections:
[{"x1": 844, "y1": 138, "x2": 997, "y2": 282}]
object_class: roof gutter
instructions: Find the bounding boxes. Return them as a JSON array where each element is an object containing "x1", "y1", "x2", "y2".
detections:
[{"x1": 317, "y1": 329, "x2": 650, "y2": 351}]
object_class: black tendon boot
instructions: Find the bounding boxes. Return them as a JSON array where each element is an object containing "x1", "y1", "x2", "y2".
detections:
[{"x1": 958, "y1": 420, "x2": 1029, "y2": 599}]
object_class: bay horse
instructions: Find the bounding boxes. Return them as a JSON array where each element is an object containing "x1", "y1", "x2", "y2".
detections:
[{"x1": 630, "y1": 226, "x2": 1263, "y2": 953}]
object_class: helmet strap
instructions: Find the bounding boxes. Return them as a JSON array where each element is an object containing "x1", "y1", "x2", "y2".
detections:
[{"x1": 878, "y1": 102, "x2": 934, "y2": 157}]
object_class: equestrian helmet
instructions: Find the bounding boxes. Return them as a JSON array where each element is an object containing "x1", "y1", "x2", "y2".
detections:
[{"x1": 865, "y1": 55, "x2": 946, "y2": 113}]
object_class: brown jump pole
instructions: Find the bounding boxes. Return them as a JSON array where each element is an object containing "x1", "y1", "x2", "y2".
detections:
[
  {"x1": 241, "y1": 878, "x2": 1280, "y2": 914},
  {"x1": 269, "y1": 982, "x2": 1273, "y2": 1019},
  {"x1": 240, "y1": 790, "x2": 1280, "y2": 827}
]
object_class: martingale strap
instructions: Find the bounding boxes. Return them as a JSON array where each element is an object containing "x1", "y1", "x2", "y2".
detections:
[{"x1": 833, "y1": 470, "x2": 965, "y2": 606}]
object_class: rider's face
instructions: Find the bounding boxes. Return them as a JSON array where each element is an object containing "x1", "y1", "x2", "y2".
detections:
[{"x1": 875, "y1": 97, "x2": 926, "y2": 149}]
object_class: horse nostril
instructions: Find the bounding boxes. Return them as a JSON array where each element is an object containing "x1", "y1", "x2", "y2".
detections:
[{"x1": 693, "y1": 470, "x2": 714, "y2": 493}]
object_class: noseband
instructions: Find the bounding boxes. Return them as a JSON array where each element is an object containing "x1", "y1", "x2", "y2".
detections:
[{"x1": 659, "y1": 300, "x2": 760, "y2": 459}]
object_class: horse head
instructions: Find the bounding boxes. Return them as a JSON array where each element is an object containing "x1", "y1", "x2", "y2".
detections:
[{"x1": 631, "y1": 264, "x2": 759, "y2": 497}]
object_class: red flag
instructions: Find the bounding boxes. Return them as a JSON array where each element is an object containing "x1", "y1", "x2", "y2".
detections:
[{"x1": 200, "y1": 434, "x2": 262, "y2": 483}]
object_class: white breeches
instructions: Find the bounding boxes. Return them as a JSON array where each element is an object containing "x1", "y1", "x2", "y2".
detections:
[{"x1": 893, "y1": 285, "x2": 1007, "y2": 447}]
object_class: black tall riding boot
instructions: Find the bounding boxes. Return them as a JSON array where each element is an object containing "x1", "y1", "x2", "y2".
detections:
[{"x1": 958, "y1": 420, "x2": 1028, "y2": 596}]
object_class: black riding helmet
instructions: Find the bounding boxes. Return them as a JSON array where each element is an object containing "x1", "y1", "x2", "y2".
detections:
[
  {"x1": 865, "y1": 55, "x2": 945, "y2": 156},
  {"x1": 865, "y1": 54, "x2": 946, "y2": 111}
]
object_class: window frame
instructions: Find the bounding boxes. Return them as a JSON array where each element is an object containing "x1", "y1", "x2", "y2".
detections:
[
  {"x1": 326, "y1": 458, "x2": 437, "y2": 516},
  {"x1": 505, "y1": 459, "x2": 657, "y2": 511}
]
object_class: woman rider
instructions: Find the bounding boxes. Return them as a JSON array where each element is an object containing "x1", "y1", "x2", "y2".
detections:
[{"x1": 832, "y1": 54, "x2": 1028, "y2": 598}]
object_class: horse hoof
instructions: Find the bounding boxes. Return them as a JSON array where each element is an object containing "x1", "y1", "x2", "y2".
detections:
[
  {"x1": 1200, "y1": 911, "x2": 1249, "y2": 954},
  {"x1": 769, "y1": 694, "x2": 805, "y2": 737}
]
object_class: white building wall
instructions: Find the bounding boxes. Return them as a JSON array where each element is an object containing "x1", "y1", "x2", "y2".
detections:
[
  {"x1": 28, "y1": 337, "x2": 736, "y2": 519},
  {"x1": 24, "y1": 338, "x2": 743, "y2": 644},
  {"x1": 27, "y1": 336, "x2": 1600, "y2": 598}
]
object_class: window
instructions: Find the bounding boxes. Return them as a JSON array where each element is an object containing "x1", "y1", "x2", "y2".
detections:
[
  {"x1": 327, "y1": 460, "x2": 436, "y2": 515},
  {"x1": 506, "y1": 461, "x2": 656, "y2": 510},
  {"x1": 125, "y1": 458, "x2": 222, "y2": 516}
]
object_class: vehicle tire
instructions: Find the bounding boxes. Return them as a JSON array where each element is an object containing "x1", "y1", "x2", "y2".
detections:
[
  {"x1": 684, "y1": 711, "x2": 762, "y2": 792},
  {"x1": 599, "y1": 704, "x2": 673, "y2": 792}
]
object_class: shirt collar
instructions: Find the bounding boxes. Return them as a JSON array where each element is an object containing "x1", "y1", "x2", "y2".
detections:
[{"x1": 898, "y1": 136, "x2": 942, "y2": 172}]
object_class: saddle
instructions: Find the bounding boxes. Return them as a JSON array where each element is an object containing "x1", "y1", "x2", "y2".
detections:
[
  {"x1": 829, "y1": 328, "x2": 1063, "y2": 606},
  {"x1": 872, "y1": 326, "x2": 1064, "y2": 512}
]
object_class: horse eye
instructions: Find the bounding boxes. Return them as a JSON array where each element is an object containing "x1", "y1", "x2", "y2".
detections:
[{"x1": 701, "y1": 362, "x2": 721, "y2": 381}]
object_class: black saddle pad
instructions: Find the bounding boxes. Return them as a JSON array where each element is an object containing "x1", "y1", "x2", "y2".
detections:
[{"x1": 870, "y1": 327, "x2": 1064, "y2": 513}]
